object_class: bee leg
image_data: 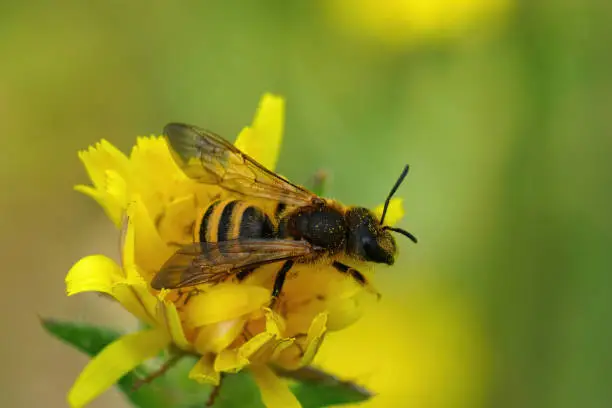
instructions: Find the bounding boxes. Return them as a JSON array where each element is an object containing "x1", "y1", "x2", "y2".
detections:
[
  {"x1": 183, "y1": 287, "x2": 203, "y2": 305},
  {"x1": 236, "y1": 267, "x2": 256, "y2": 282},
  {"x1": 269, "y1": 260, "x2": 295, "y2": 308},
  {"x1": 332, "y1": 261, "x2": 381, "y2": 300}
]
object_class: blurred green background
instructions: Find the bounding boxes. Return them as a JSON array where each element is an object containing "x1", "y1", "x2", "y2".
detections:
[{"x1": 2, "y1": 1, "x2": 612, "y2": 407}]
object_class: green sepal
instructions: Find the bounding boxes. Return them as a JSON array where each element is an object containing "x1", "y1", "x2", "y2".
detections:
[{"x1": 279, "y1": 366, "x2": 373, "y2": 407}]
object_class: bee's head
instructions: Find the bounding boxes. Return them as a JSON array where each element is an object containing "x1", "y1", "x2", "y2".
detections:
[{"x1": 346, "y1": 165, "x2": 417, "y2": 265}]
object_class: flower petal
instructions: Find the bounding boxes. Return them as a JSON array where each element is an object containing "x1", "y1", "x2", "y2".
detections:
[
  {"x1": 77, "y1": 139, "x2": 130, "y2": 194},
  {"x1": 74, "y1": 185, "x2": 124, "y2": 227},
  {"x1": 239, "y1": 331, "x2": 277, "y2": 360},
  {"x1": 234, "y1": 93, "x2": 285, "y2": 171},
  {"x1": 156, "y1": 299, "x2": 191, "y2": 350},
  {"x1": 65, "y1": 255, "x2": 156, "y2": 325},
  {"x1": 325, "y1": 288, "x2": 377, "y2": 331},
  {"x1": 373, "y1": 197, "x2": 405, "y2": 227},
  {"x1": 156, "y1": 195, "x2": 197, "y2": 245},
  {"x1": 214, "y1": 348, "x2": 250, "y2": 373},
  {"x1": 104, "y1": 169, "x2": 129, "y2": 210},
  {"x1": 67, "y1": 328, "x2": 170, "y2": 408},
  {"x1": 128, "y1": 136, "x2": 187, "y2": 216},
  {"x1": 116, "y1": 213, "x2": 162, "y2": 325},
  {"x1": 126, "y1": 196, "x2": 174, "y2": 279},
  {"x1": 263, "y1": 308, "x2": 285, "y2": 336},
  {"x1": 65, "y1": 255, "x2": 124, "y2": 296},
  {"x1": 76, "y1": 141, "x2": 131, "y2": 227},
  {"x1": 214, "y1": 324, "x2": 278, "y2": 374},
  {"x1": 281, "y1": 263, "x2": 371, "y2": 334},
  {"x1": 299, "y1": 312, "x2": 328, "y2": 366},
  {"x1": 116, "y1": 283, "x2": 159, "y2": 327},
  {"x1": 189, "y1": 355, "x2": 220, "y2": 385},
  {"x1": 184, "y1": 284, "x2": 269, "y2": 327},
  {"x1": 244, "y1": 310, "x2": 294, "y2": 364},
  {"x1": 194, "y1": 318, "x2": 246, "y2": 354},
  {"x1": 250, "y1": 365, "x2": 301, "y2": 408},
  {"x1": 275, "y1": 313, "x2": 327, "y2": 370}
]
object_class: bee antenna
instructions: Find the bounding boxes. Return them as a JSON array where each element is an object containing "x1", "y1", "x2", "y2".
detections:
[
  {"x1": 383, "y1": 227, "x2": 418, "y2": 244},
  {"x1": 380, "y1": 164, "x2": 410, "y2": 225}
]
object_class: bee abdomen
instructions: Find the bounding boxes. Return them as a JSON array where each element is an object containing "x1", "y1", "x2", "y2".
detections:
[
  {"x1": 196, "y1": 199, "x2": 275, "y2": 243},
  {"x1": 217, "y1": 200, "x2": 238, "y2": 242},
  {"x1": 198, "y1": 200, "x2": 221, "y2": 243},
  {"x1": 239, "y1": 206, "x2": 275, "y2": 239}
]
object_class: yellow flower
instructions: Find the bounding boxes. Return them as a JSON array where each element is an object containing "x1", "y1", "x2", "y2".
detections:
[
  {"x1": 313, "y1": 281, "x2": 491, "y2": 408},
  {"x1": 66, "y1": 93, "x2": 406, "y2": 407},
  {"x1": 314, "y1": 283, "x2": 489, "y2": 408},
  {"x1": 327, "y1": 0, "x2": 512, "y2": 47}
]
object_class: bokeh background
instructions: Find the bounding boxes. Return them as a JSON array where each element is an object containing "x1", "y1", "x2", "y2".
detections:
[{"x1": 2, "y1": 1, "x2": 611, "y2": 407}]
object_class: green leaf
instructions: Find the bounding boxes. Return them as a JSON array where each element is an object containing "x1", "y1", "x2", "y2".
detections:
[
  {"x1": 208, "y1": 372, "x2": 265, "y2": 408},
  {"x1": 278, "y1": 366, "x2": 373, "y2": 408},
  {"x1": 211, "y1": 366, "x2": 373, "y2": 408}
]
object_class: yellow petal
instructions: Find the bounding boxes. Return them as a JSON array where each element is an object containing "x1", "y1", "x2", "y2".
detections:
[
  {"x1": 264, "y1": 308, "x2": 285, "y2": 336},
  {"x1": 239, "y1": 331, "x2": 276, "y2": 359},
  {"x1": 129, "y1": 136, "x2": 188, "y2": 216},
  {"x1": 156, "y1": 195, "x2": 197, "y2": 245},
  {"x1": 118, "y1": 214, "x2": 164, "y2": 325},
  {"x1": 74, "y1": 185, "x2": 124, "y2": 227},
  {"x1": 234, "y1": 93, "x2": 285, "y2": 171},
  {"x1": 76, "y1": 140, "x2": 131, "y2": 228},
  {"x1": 373, "y1": 197, "x2": 405, "y2": 227},
  {"x1": 275, "y1": 313, "x2": 327, "y2": 370},
  {"x1": 250, "y1": 365, "x2": 301, "y2": 408},
  {"x1": 78, "y1": 139, "x2": 130, "y2": 193},
  {"x1": 299, "y1": 312, "x2": 328, "y2": 367},
  {"x1": 156, "y1": 300, "x2": 191, "y2": 350},
  {"x1": 189, "y1": 355, "x2": 220, "y2": 385},
  {"x1": 214, "y1": 327, "x2": 277, "y2": 373},
  {"x1": 194, "y1": 318, "x2": 246, "y2": 354},
  {"x1": 66, "y1": 256, "x2": 156, "y2": 326},
  {"x1": 66, "y1": 255, "x2": 124, "y2": 296},
  {"x1": 68, "y1": 328, "x2": 170, "y2": 408},
  {"x1": 131, "y1": 136, "x2": 188, "y2": 187},
  {"x1": 281, "y1": 263, "x2": 369, "y2": 334},
  {"x1": 116, "y1": 282, "x2": 159, "y2": 327},
  {"x1": 325, "y1": 288, "x2": 376, "y2": 331},
  {"x1": 104, "y1": 169, "x2": 129, "y2": 210},
  {"x1": 184, "y1": 284, "x2": 269, "y2": 327},
  {"x1": 214, "y1": 349, "x2": 250, "y2": 373},
  {"x1": 120, "y1": 243, "x2": 160, "y2": 326},
  {"x1": 126, "y1": 196, "x2": 174, "y2": 279},
  {"x1": 120, "y1": 206, "x2": 136, "y2": 271},
  {"x1": 267, "y1": 339, "x2": 295, "y2": 362},
  {"x1": 247, "y1": 310, "x2": 294, "y2": 364}
]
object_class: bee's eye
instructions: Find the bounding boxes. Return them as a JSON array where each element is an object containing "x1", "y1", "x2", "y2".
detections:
[
  {"x1": 362, "y1": 237, "x2": 373, "y2": 252},
  {"x1": 362, "y1": 234, "x2": 394, "y2": 265},
  {"x1": 362, "y1": 237, "x2": 380, "y2": 260}
]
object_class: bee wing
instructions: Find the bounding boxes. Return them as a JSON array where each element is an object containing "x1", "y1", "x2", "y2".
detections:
[
  {"x1": 151, "y1": 239, "x2": 317, "y2": 290},
  {"x1": 164, "y1": 123, "x2": 316, "y2": 206}
]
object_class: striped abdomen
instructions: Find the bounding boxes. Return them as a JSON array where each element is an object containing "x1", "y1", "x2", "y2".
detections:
[{"x1": 195, "y1": 199, "x2": 275, "y2": 243}]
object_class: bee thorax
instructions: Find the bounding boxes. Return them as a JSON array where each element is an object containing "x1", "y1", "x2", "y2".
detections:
[{"x1": 285, "y1": 207, "x2": 346, "y2": 251}]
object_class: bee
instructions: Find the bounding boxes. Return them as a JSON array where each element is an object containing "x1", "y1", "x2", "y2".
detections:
[{"x1": 151, "y1": 123, "x2": 417, "y2": 305}]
